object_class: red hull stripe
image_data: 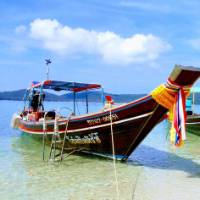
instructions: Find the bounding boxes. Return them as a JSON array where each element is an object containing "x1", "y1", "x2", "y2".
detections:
[
  {"x1": 71, "y1": 95, "x2": 151, "y2": 121},
  {"x1": 19, "y1": 112, "x2": 153, "y2": 135}
]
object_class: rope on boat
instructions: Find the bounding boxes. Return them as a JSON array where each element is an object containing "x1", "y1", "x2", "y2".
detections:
[
  {"x1": 42, "y1": 111, "x2": 49, "y2": 161},
  {"x1": 42, "y1": 118, "x2": 46, "y2": 161},
  {"x1": 109, "y1": 104, "x2": 120, "y2": 200},
  {"x1": 62, "y1": 147, "x2": 86, "y2": 159},
  {"x1": 128, "y1": 105, "x2": 160, "y2": 199},
  {"x1": 122, "y1": 104, "x2": 160, "y2": 161},
  {"x1": 54, "y1": 116, "x2": 58, "y2": 160},
  {"x1": 60, "y1": 113, "x2": 72, "y2": 162}
]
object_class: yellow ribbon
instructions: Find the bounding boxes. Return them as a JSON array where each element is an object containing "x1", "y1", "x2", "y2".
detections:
[
  {"x1": 151, "y1": 84, "x2": 190, "y2": 121},
  {"x1": 151, "y1": 84, "x2": 190, "y2": 145}
]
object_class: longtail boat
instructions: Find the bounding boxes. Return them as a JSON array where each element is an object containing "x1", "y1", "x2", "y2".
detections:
[
  {"x1": 186, "y1": 87, "x2": 200, "y2": 135},
  {"x1": 186, "y1": 115, "x2": 200, "y2": 135},
  {"x1": 11, "y1": 65, "x2": 200, "y2": 160}
]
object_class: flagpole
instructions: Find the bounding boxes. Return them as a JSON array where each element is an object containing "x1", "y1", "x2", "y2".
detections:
[
  {"x1": 45, "y1": 59, "x2": 52, "y2": 80},
  {"x1": 46, "y1": 65, "x2": 49, "y2": 80}
]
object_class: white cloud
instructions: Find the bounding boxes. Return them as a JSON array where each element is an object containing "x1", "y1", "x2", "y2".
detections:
[{"x1": 29, "y1": 18, "x2": 171, "y2": 64}]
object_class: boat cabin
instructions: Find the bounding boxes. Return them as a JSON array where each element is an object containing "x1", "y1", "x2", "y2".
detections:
[{"x1": 22, "y1": 80, "x2": 104, "y2": 121}]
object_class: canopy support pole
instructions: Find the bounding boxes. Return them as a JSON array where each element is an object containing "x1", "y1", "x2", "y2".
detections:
[
  {"x1": 85, "y1": 90, "x2": 89, "y2": 114},
  {"x1": 101, "y1": 88, "x2": 105, "y2": 107},
  {"x1": 73, "y1": 92, "x2": 76, "y2": 115}
]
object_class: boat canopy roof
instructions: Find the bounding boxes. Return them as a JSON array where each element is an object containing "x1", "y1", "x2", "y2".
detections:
[{"x1": 30, "y1": 80, "x2": 101, "y2": 93}]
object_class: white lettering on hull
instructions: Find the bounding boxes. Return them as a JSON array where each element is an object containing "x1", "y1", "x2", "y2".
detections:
[
  {"x1": 87, "y1": 114, "x2": 119, "y2": 126},
  {"x1": 66, "y1": 132, "x2": 101, "y2": 145}
]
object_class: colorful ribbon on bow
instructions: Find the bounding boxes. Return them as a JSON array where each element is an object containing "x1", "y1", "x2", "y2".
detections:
[
  {"x1": 170, "y1": 87, "x2": 186, "y2": 146},
  {"x1": 151, "y1": 79, "x2": 190, "y2": 146}
]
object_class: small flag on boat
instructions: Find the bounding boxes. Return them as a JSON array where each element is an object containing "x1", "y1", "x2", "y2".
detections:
[{"x1": 105, "y1": 95, "x2": 114, "y2": 104}]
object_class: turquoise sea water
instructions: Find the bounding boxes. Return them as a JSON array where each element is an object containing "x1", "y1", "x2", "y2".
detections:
[{"x1": 1, "y1": 101, "x2": 200, "y2": 200}]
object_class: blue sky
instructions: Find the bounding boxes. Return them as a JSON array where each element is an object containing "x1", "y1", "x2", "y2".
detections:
[{"x1": 1, "y1": 0, "x2": 200, "y2": 94}]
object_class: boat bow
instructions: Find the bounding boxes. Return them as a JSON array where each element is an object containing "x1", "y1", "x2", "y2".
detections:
[{"x1": 122, "y1": 65, "x2": 200, "y2": 160}]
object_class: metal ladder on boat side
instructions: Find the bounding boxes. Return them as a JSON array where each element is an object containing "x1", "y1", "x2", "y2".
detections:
[
  {"x1": 42, "y1": 111, "x2": 63, "y2": 161},
  {"x1": 42, "y1": 108, "x2": 84, "y2": 162},
  {"x1": 48, "y1": 112, "x2": 72, "y2": 162}
]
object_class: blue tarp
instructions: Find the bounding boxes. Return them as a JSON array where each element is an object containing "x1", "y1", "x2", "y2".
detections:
[{"x1": 31, "y1": 80, "x2": 101, "y2": 92}]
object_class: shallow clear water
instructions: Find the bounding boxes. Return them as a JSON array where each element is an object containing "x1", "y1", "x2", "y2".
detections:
[{"x1": 1, "y1": 101, "x2": 200, "y2": 200}]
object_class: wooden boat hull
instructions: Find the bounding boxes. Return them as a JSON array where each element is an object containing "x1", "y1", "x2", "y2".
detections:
[{"x1": 17, "y1": 96, "x2": 167, "y2": 160}]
